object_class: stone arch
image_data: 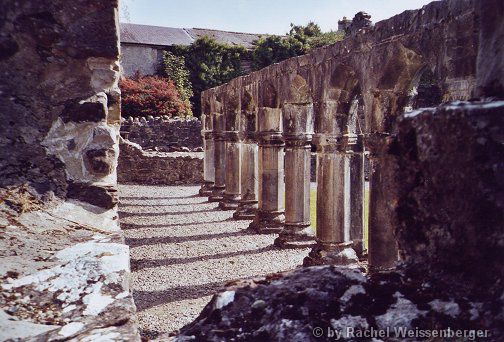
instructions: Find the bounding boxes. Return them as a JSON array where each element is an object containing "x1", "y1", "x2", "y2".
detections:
[
  {"x1": 259, "y1": 79, "x2": 279, "y2": 108},
  {"x1": 404, "y1": 67, "x2": 443, "y2": 112},
  {"x1": 241, "y1": 88, "x2": 254, "y2": 113},
  {"x1": 286, "y1": 74, "x2": 312, "y2": 104},
  {"x1": 223, "y1": 84, "x2": 241, "y2": 131},
  {"x1": 315, "y1": 61, "x2": 361, "y2": 135}
]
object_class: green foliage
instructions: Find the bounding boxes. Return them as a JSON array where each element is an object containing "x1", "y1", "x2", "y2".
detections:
[
  {"x1": 308, "y1": 30, "x2": 345, "y2": 49},
  {"x1": 251, "y1": 35, "x2": 304, "y2": 70},
  {"x1": 162, "y1": 51, "x2": 193, "y2": 116},
  {"x1": 169, "y1": 36, "x2": 247, "y2": 116},
  {"x1": 252, "y1": 22, "x2": 344, "y2": 70},
  {"x1": 160, "y1": 23, "x2": 344, "y2": 116}
]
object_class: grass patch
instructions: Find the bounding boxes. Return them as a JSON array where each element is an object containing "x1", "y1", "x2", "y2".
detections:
[{"x1": 310, "y1": 188, "x2": 317, "y2": 232}]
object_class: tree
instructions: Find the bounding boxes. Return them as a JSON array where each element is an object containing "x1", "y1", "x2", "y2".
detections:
[
  {"x1": 251, "y1": 22, "x2": 344, "y2": 70},
  {"x1": 169, "y1": 36, "x2": 247, "y2": 116}
]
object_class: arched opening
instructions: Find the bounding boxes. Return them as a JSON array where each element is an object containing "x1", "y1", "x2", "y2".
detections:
[{"x1": 404, "y1": 68, "x2": 443, "y2": 112}]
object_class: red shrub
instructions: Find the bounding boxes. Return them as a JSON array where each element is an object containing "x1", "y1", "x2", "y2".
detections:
[{"x1": 119, "y1": 75, "x2": 189, "y2": 118}]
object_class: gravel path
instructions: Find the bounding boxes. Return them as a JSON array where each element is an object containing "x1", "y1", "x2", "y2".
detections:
[{"x1": 118, "y1": 184, "x2": 310, "y2": 338}]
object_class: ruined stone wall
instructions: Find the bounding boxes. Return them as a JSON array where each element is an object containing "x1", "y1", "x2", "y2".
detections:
[
  {"x1": 118, "y1": 139, "x2": 203, "y2": 185},
  {"x1": 0, "y1": 1, "x2": 139, "y2": 340},
  {"x1": 0, "y1": 0, "x2": 122, "y2": 209},
  {"x1": 121, "y1": 116, "x2": 203, "y2": 152}
]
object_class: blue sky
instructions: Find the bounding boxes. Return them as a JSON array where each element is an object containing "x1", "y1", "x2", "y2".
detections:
[{"x1": 120, "y1": 0, "x2": 435, "y2": 35}]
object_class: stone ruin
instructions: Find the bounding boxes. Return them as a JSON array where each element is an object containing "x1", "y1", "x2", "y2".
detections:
[
  {"x1": 181, "y1": 0, "x2": 504, "y2": 340},
  {"x1": 0, "y1": 0, "x2": 503, "y2": 341},
  {"x1": 0, "y1": 1, "x2": 139, "y2": 340}
]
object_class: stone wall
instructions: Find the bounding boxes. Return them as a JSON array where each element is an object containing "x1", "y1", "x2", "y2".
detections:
[
  {"x1": 118, "y1": 139, "x2": 203, "y2": 185},
  {"x1": 0, "y1": 1, "x2": 139, "y2": 340},
  {"x1": 121, "y1": 116, "x2": 203, "y2": 152}
]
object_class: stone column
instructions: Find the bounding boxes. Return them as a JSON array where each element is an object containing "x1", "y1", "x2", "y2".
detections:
[
  {"x1": 348, "y1": 133, "x2": 365, "y2": 257},
  {"x1": 209, "y1": 110, "x2": 225, "y2": 202},
  {"x1": 248, "y1": 107, "x2": 285, "y2": 233},
  {"x1": 367, "y1": 136, "x2": 399, "y2": 271},
  {"x1": 199, "y1": 113, "x2": 215, "y2": 196},
  {"x1": 274, "y1": 103, "x2": 315, "y2": 248},
  {"x1": 219, "y1": 131, "x2": 241, "y2": 210},
  {"x1": 219, "y1": 89, "x2": 242, "y2": 210},
  {"x1": 304, "y1": 101, "x2": 359, "y2": 266},
  {"x1": 233, "y1": 107, "x2": 258, "y2": 219}
]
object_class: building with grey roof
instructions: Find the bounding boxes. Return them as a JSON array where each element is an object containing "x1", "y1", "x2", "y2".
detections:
[{"x1": 120, "y1": 23, "x2": 264, "y2": 76}]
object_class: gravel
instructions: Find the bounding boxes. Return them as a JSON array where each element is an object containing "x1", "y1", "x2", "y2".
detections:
[{"x1": 118, "y1": 184, "x2": 310, "y2": 338}]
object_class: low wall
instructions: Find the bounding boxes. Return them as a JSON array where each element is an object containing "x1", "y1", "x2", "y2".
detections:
[
  {"x1": 121, "y1": 117, "x2": 203, "y2": 152},
  {"x1": 118, "y1": 139, "x2": 203, "y2": 185}
]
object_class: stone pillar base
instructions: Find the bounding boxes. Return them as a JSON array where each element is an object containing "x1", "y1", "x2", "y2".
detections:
[
  {"x1": 274, "y1": 224, "x2": 315, "y2": 248},
  {"x1": 208, "y1": 186, "x2": 225, "y2": 202},
  {"x1": 303, "y1": 242, "x2": 359, "y2": 266},
  {"x1": 367, "y1": 264, "x2": 397, "y2": 274},
  {"x1": 352, "y1": 239, "x2": 364, "y2": 259},
  {"x1": 233, "y1": 200, "x2": 258, "y2": 220},
  {"x1": 199, "y1": 181, "x2": 214, "y2": 197},
  {"x1": 218, "y1": 194, "x2": 241, "y2": 210},
  {"x1": 248, "y1": 210, "x2": 285, "y2": 234}
]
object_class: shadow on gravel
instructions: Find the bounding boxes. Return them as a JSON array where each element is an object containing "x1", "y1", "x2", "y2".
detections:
[
  {"x1": 119, "y1": 202, "x2": 197, "y2": 208},
  {"x1": 126, "y1": 229, "x2": 257, "y2": 247},
  {"x1": 118, "y1": 207, "x2": 220, "y2": 218},
  {"x1": 120, "y1": 219, "x2": 232, "y2": 230},
  {"x1": 134, "y1": 280, "x2": 228, "y2": 311},
  {"x1": 131, "y1": 245, "x2": 276, "y2": 270},
  {"x1": 120, "y1": 194, "x2": 200, "y2": 201}
]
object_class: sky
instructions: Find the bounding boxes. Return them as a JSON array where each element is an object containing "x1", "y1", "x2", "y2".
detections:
[{"x1": 120, "y1": 0, "x2": 435, "y2": 35}]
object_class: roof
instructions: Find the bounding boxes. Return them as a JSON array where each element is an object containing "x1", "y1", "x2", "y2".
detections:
[
  {"x1": 120, "y1": 23, "x2": 193, "y2": 46},
  {"x1": 120, "y1": 23, "x2": 265, "y2": 49}
]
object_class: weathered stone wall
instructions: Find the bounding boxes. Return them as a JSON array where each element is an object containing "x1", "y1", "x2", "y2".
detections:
[
  {"x1": 118, "y1": 139, "x2": 203, "y2": 185},
  {"x1": 121, "y1": 116, "x2": 203, "y2": 152},
  {"x1": 393, "y1": 100, "x2": 504, "y2": 290},
  {"x1": 120, "y1": 43, "x2": 163, "y2": 77},
  {"x1": 0, "y1": 1, "x2": 139, "y2": 340},
  {"x1": 0, "y1": 0, "x2": 122, "y2": 209}
]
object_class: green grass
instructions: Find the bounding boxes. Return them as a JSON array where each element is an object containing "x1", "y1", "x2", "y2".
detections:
[{"x1": 310, "y1": 188, "x2": 317, "y2": 232}]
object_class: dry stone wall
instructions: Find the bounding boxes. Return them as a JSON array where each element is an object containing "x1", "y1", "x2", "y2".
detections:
[
  {"x1": 121, "y1": 116, "x2": 203, "y2": 152},
  {"x1": 118, "y1": 139, "x2": 203, "y2": 185}
]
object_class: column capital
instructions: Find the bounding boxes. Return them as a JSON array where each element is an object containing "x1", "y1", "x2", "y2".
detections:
[
  {"x1": 223, "y1": 130, "x2": 240, "y2": 142},
  {"x1": 344, "y1": 133, "x2": 364, "y2": 152},
  {"x1": 284, "y1": 133, "x2": 312, "y2": 149},
  {"x1": 241, "y1": 131, "x2": 258, "y2": 143},
  {"x1": 213, "y1": 132, "x2": 226, "y2": 141},
  {"x1": 312, "y1": 133, "x2": 345, "y2": 152},
  {"x1": 257, "y1": 131, "x2": 284, "y2": 146}
]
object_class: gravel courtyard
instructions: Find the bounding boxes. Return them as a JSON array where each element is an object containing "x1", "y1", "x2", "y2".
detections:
[{"x1": 118, "y1": 184, "x2": 310, "y2": 338}]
